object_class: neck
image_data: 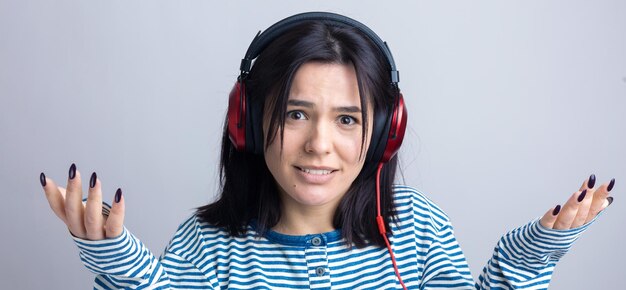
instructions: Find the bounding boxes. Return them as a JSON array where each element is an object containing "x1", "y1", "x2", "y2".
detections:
[{"x1": 273, "y1": 201, "x2": 337, "y2": 236}]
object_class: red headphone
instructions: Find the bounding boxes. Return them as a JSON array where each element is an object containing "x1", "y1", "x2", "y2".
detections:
[{"x1": 228, "y1": 12, "x2": 407, "y2": 165}]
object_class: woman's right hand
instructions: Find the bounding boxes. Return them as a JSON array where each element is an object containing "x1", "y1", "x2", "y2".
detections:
[{"x1": 40, "y1": 163, "x2": 125, "y2": 240}]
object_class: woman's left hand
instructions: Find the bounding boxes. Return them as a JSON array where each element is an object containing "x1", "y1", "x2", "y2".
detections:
[{"x1": 540, "y1": 175, "x2": 615, "y2": 230}]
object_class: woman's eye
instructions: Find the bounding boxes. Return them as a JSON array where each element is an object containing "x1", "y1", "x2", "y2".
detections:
[
  {"x1": 287, "y1": 110, "x2": 306, "y2": 120},
  {"x1": 339, "y1": 115, "x2": 357, "y2": 125}
]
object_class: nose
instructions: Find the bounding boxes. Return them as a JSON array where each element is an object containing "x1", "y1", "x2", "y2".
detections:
[{"x1": 304, "y1": 121, "x2": 332, "y2": 155}]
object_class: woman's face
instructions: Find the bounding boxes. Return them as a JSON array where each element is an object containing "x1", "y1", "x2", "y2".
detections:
[{"x1": 264, "y1": 62, "x2": 373, "y2": 214}]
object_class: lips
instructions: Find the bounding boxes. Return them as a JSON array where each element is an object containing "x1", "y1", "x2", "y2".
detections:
[
  {"x1": 294, "y1": 166, "x2": 337, "y2": 175},
  {"x1": 294, "y1": 166, "x2": 338, "y2": 184}
]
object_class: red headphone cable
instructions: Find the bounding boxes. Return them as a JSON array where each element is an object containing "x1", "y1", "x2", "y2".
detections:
[{"x1": 376, "y1": 162, "x2": 408, "y2": 290}]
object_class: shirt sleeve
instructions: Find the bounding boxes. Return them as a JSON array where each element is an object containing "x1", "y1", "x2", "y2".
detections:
[
  {"x1": 72, "y1": 226, "x2": 213, "y2": 290},
  {"x1": 72, "y1": 227, "x2": 170, "y2": 289},
  {"x1": 420, "y1": 216, "x2": 597, "y2": 289}
]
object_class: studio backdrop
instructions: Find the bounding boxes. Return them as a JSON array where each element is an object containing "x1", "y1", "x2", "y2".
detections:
[{"x1": 1, "y1": 1, "x2": 624, "y2": 289}]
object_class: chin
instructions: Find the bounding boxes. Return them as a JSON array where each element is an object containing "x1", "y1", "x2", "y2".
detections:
[{"x1": 287, "y1": 185, "x2": 342, "y2": 207}]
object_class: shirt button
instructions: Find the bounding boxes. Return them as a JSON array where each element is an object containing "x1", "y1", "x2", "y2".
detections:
[
  {"x1": 315, "y1": 267, "x2": 325, "y2": 276},
  {"x1": 311, "y1": 236, "x2": 322, "y2": 246}
]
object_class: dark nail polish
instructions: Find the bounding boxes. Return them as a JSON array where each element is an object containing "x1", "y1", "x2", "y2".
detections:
[
  {"x1": 69, "y1": 163, "x2": 76, "y2": 179},
  {"x1": 89, "y1": 172, "x2": 97, "y2": 188},
  {"x1": 552, "y1": 205, "x2": 561, "y2": 216},
  {"x1": 115, "y1": 188, "x2": 122, "y2": 203},
  {"x1": 40, "y1": 172, "x2": 47, "y2": 187},
  {"x1": 607, "y1": 197, "x2": 614, "y2": 206},
  {"x1": 587, "y1": 174, "x2": 596, "y2": 188},
  {"x1": 578, "y1": 189, "x2": 587, "y2": 202},
  {"x1": 608, "y1": 178, "x2": 616, "y2": 192}
]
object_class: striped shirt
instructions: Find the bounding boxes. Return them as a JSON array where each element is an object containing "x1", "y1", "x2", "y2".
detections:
[{"x1": 73, "y1": 185, "x2": 592, "y2": 289}]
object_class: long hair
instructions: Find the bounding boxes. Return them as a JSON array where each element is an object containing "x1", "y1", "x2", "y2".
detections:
[{"x1": 197, "y1": 21, "x2": 399, "y2": 248}]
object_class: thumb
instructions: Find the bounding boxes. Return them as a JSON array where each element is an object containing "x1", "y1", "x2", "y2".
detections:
[{"x1": 105, "y1": 188, "x2": 125, "y2": 238}]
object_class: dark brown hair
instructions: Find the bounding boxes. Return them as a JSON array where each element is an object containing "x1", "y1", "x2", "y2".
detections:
[{"x1": 197, "y1": 21, "x2": 399, "y2": 248}]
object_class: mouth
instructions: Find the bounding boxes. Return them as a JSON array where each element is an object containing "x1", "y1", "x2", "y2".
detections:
[{"x1": 294, "y1": 166, "x2": 337, "y2": 175}]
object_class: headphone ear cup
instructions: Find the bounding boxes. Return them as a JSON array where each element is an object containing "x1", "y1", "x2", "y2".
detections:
[
  {"x1": 365, "y1": 93, "x2": 407, "y2": 166},
  {"x1": 380, "y1": 93, "x2": 407, "y2": 163},
  {"x1": 228, "y1": 81, "x2": 247, "y2": 151}
]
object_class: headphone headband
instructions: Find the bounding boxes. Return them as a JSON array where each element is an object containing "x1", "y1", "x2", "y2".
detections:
[
  {"x1": 239, "y1": 12, "x2": 399, "y2": 84},
  {"x1": 228, "y1": 11, "x2": 407, "y2": 166}
]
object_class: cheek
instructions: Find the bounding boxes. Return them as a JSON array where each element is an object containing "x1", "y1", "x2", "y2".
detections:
[
  {"x1": 339, "y1": 134, "x2": 368, "y2": 165},
  {"x1": 263, "y1": 132, "x2": 283, "y2": 173},
  {"x1": 264, "y1": 130, "x2": 300, "y2": 171}
]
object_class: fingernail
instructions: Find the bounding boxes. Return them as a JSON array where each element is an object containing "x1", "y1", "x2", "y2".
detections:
[
  {"x1": 115, "y1": 188, "x2": 122, "y2": 203},
  {"x1": 552, "y1": 204, "x2": 561, "y2": 216},
  {"x1": 578, "y1": 189, "x2": 587, "y2": 202},
  {"x1": 89, "y1": 172, "x2": 97, "y2": 188},
  {"x1": 69, "y1": 163, "x2": 76, "y2": 180},
  {"x1": 40, "y1": 172, "x2": 46, "y2": 187},
  {"x1": 587, "y1": 174, "x2": 596, "y2": 188},
  {"x1": 607, "y1": 196, "x2": 614, "y2": 206},
  {"x1": 608, "y1": 178, "x2": 616, "y2": 192}
]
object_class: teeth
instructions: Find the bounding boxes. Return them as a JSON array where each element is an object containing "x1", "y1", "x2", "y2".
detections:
[{"x1": 299, "y1": 168, "x2": 332, "y2": 175}]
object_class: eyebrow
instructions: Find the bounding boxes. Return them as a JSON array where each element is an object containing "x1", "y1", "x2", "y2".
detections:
[{"x1": 287, "y1": 99, "x2": 361, "y2": 113}]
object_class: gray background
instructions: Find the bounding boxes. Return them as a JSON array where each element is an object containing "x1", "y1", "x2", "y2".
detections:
[{"x1": 1, "y1": 1, "x2": 624, "y2": 289}]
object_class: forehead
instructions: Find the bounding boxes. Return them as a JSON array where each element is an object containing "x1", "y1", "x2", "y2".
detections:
[{"x1": 288, "y1": 62, "x2": 363, "y2": 107}]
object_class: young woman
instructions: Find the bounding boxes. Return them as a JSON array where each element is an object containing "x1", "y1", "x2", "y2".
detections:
[{"x1": 40, "y1": 12, "x2": 615, "y2": 289}]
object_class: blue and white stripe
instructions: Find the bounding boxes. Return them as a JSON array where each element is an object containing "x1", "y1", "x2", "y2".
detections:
[{"x1": 73, "y1": 185, "x2": 593, "y2": 289}]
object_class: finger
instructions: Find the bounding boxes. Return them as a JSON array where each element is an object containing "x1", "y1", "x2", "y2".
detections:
[
  {"x1": 585, "y1": 178, "x2": 615, "y2": 223},
  {"x1": 57, "y1": 186, "x2": 66, "y2": 199},
  {"x1": 539, "y1": 205, "x2": 561, "y2": 229},
  {"x1": 40, "y1": 173, "x2": 68, "y2": 224},
  {"x1": 84, "y1": 172, "x2": 105, "y2": 240},
  {"x1": 105, "y1": 188, "x2": 125, "y2": 239},
  {"x1": 553, "y1": 190, "x2": 584, "y2": 230},
  {"x1": 580, "y1": 174, "x2": 596, "y2": 191},
  {"x1": 65, "y1": 163, "x2": 86, "y2": 238},
  {"x1": 571, "y1": 188, "x2": 593, "y2": 228}
]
